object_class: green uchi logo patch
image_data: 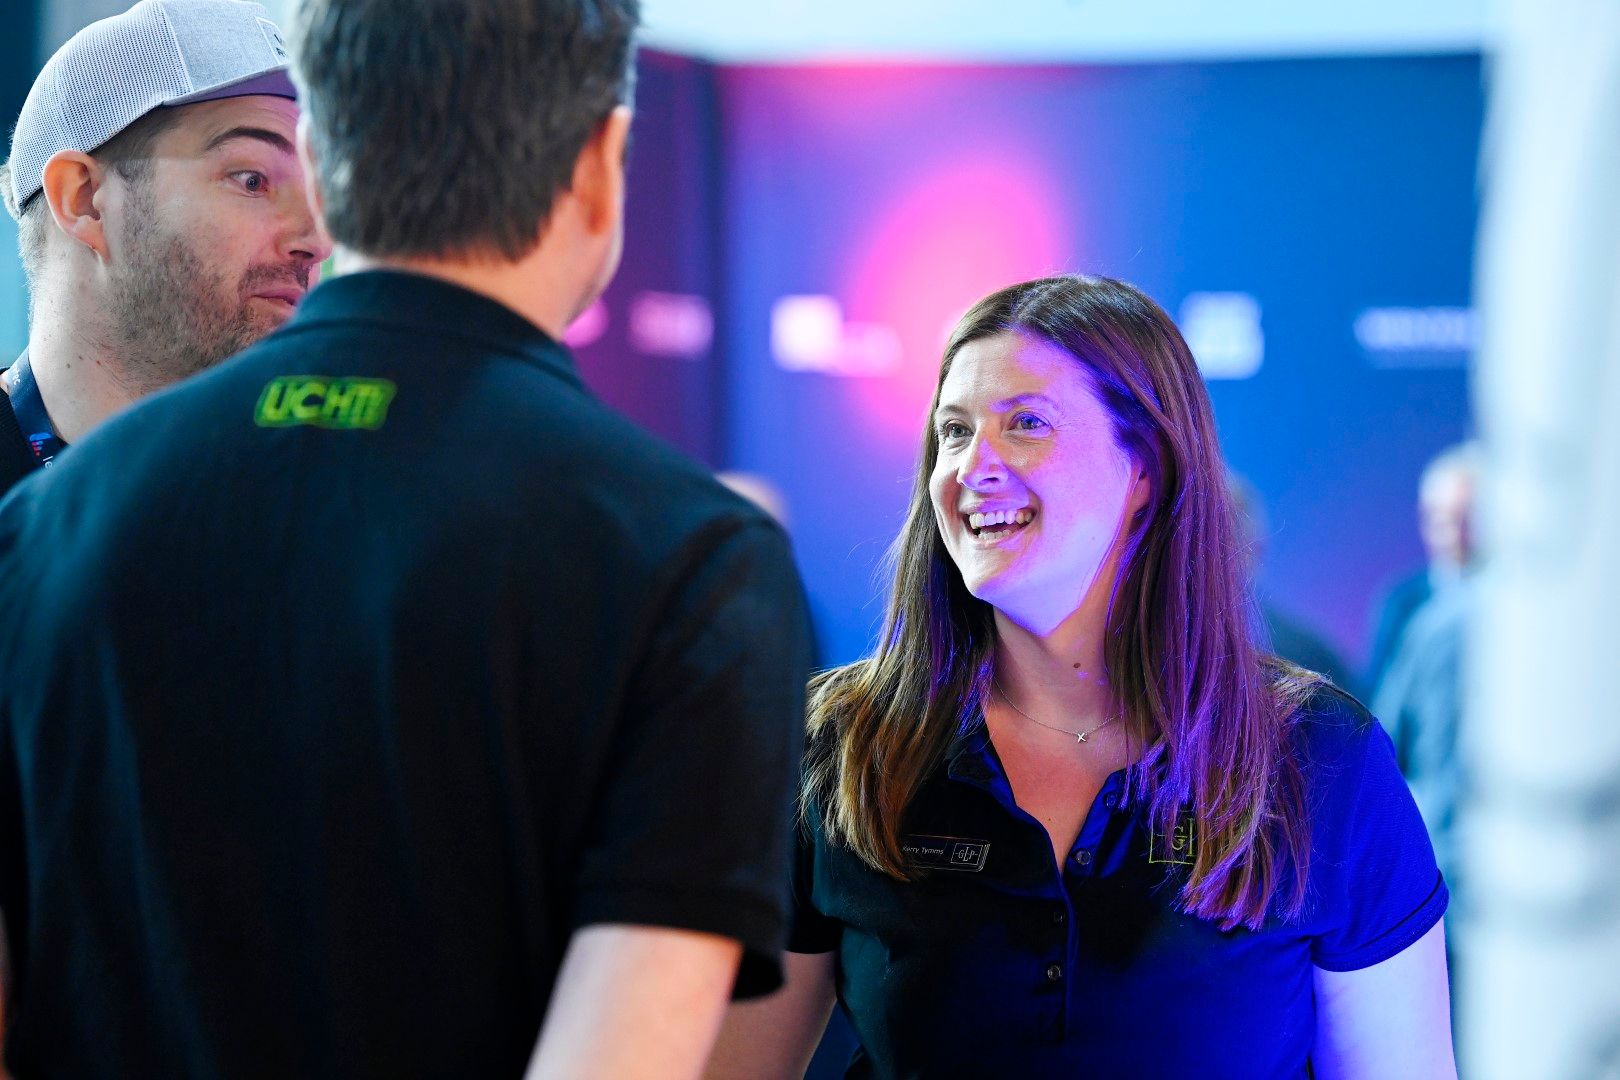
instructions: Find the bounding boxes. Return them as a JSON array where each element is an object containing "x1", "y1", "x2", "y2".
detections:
[{"x1": 255, "y1": 376, "x2": 397, "y2": 431}]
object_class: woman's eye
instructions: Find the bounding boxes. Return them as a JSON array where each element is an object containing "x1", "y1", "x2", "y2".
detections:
[
  {"x1": 232, "y1": 171, "x2": 268, "y2": 195},
  {"x1": 1012, "y1": 412, "x2": 1050, "y2": 432},
  {"x1": 939, "y1": 420, "x2": 970, "y2": 441}
]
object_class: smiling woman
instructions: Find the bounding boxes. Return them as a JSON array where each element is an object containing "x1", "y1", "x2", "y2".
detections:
[{"x1": 706, "y1": 275, "x2": 1458, "y2": 1080}]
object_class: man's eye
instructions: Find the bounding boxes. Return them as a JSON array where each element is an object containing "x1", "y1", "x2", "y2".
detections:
[{"x1": 232, "y1": 171, "x2": 268, "y2": 195}]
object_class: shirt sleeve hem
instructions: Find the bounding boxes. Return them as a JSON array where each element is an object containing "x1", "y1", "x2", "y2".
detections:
[
  {"x1": 1311, "y1": 873, "x2": 1450, "y2": 972},
  {"x1": 572, "y1": 882, "x2": 787, "y2": 999}
]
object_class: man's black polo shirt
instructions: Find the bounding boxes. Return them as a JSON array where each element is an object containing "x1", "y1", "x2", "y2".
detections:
[
  {"x1": 792, "y1": 686, "x2": 1447, "y2": 1078},
  {"x1": 0, "y1": 271, "x2": 811, "y2": 1077}
]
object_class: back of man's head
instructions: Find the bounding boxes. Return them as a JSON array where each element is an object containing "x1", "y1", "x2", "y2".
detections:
[{"x1": 290, "y1": 0, "x2": 639, "y2": 263}]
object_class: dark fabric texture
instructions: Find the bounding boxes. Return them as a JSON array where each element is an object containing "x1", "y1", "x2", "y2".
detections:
[
  {"x1": 0, "y1": 271, "x2": 812, "y2": 1078},
  {"x1": 791, "y1": 685, "x2": 1448, "y2": 1079},
  {"x1": 0, "y1": 381, "x2": 39, "y2": 501}
]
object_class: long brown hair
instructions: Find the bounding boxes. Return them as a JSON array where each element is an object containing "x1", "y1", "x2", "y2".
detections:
[{"x1": 804, "y1": 275, "x2": 1319, "y2": 931}]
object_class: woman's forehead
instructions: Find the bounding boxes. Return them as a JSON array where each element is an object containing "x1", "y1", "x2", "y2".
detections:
[{"x1": 940, "y1": 331, "x2": 1097, "y2": 408}]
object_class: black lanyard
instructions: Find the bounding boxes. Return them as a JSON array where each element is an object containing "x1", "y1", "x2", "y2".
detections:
[{"x1": 6, "y1": 351, "x2": 67, "y2": 467}]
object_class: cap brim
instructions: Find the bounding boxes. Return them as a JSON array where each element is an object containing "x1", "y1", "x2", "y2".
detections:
[{"x1": 169, "y1": 67, "x2": 296, "y2": 106}]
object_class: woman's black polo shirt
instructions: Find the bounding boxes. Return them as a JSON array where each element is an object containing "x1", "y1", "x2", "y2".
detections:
[
  {"x1": 0, "y1": 271, "x2": 812, "y2": 1076},
  {"x1": 791, "y1": 686, "x2": 1447, "y2": 1078}
]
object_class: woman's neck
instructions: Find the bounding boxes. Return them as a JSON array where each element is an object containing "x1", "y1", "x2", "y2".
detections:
[{"x1": 992, "y1": 606, "x2": 1117, "y2": 728}]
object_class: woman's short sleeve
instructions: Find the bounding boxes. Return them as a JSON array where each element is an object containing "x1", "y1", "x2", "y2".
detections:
[
  {"x1": 786, "y1": 810, "x2": 843, "y2": 954},
  {"x1": 1303, "y1": 691, "x2": 1450, "y2": 971}
]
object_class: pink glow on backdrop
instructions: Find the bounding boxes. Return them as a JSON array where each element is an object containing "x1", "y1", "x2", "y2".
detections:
[
  {"x1": 840, "y1": 155, "x2": 1077, "y2": 433},
  {"x1": 563, "y1": 300, "x2": 608, "y2": 348}
]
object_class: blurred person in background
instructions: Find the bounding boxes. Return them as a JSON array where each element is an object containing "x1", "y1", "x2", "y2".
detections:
[
  {"x1": 0, "y1": 0, "x2": 811, "y2": 1076},
  {"x1": 707, "y1": 275, "x2": 1455, "y2": 1080},
  {"x1": 1228, "y1": 472, "x2": 1356, "y2": 693},
  {"x1": 0, "y1": 0, "x2": 329, "y2": 499},
  {"x1": 1365, "y1": 442, "x2": 1481, "y2": 693},
  {"x1": 1371, "y1": 447, "x2": 1483, "y2": 947}
]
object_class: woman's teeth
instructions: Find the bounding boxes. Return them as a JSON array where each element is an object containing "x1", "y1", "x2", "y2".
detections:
[{"x1": 968, "y1": 508, "x2": 1034, "y2": 536}]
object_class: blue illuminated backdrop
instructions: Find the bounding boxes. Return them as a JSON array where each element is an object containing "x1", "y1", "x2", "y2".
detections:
[{"x1": 710, "y1": 55, "x2": 1482, "y2": 676}]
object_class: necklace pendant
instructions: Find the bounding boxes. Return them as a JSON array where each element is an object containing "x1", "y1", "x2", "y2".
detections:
[{"x1": 1076, "y1": 732, "x2": 1088, "y2": 744}]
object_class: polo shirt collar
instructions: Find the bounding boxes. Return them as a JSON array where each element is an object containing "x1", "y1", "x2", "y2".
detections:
[
  {"x1": 289, "y1": 269, "x2": 582, "y2": 389},
  {"x1": 944, "y1": 713, "x2": 999, "y2": 787},
  {"x1": 944, "y1": 709, "x2": 1135, "y2": 808}
]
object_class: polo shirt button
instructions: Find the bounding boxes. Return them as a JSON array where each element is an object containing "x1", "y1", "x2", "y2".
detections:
[
  {"x1": 1103, "y1": 793, "x2": 1119, "y2": 809},
  {"x1": 1046, "y1": 964, "x2": 1063, "y2": 982},
  {"x1": 1073, "y1": 849, "x2": 1093, "y2": 867}
]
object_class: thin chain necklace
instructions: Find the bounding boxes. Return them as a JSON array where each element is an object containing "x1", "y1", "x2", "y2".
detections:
[{"x1": 992, "y1": 678, "x2": 1119, "y2": 745}]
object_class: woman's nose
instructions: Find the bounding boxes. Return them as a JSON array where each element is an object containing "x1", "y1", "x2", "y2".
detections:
[{"x1": 959, "y1": 433, "x2": 1008, "y2": 488}]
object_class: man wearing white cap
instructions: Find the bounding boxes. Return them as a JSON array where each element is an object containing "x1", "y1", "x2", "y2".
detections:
[{"x1": 0, "y1": 0, "x2": 330, "y2": 498}]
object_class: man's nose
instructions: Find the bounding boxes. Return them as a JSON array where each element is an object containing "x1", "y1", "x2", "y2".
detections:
[{"x1": 280, "y1": 186, "x2": 333, "y2": 266}]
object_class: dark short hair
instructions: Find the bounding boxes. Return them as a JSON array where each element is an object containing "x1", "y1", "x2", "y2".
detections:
[{"x1": 290, "y1": 0, "x2": 639, "y2": 262}]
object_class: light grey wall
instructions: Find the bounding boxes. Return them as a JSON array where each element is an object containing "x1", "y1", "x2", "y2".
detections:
[{"x1": 1465, "y1": 0, "x2": 1620, "y2": 1075}]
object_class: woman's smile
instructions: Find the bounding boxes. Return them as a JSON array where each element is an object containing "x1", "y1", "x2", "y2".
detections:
[{"x1": 962, "y1": 505, "x2": 1037, "y2": 545}]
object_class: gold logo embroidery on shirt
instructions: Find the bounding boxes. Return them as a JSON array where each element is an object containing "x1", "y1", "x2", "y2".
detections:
[{"x1": 1149, "y1": 814, "x2": 1197, "y2": 866}]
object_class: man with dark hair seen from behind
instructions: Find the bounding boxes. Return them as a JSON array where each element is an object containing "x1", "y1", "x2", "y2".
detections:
[
  {"x1": 0, "y1": 0, "x2": 330, "y2": 497},
  {"x1": 0, "y1": 1, "x2": 811, "y2": 1077}
]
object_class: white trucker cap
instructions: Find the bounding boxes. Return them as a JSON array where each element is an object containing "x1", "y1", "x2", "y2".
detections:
[{"x1": 5, "y1": 0, "x2": 294, "y2": 220}]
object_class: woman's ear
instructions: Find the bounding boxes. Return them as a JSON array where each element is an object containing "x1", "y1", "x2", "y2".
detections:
[{"x1": 1127, "y1": 465, "x2": 1154, "y2": 519}]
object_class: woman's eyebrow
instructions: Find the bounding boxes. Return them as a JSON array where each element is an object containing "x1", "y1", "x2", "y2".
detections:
[{"x1": 992, "y1": 392, "x2": 1060, "y2": 412}]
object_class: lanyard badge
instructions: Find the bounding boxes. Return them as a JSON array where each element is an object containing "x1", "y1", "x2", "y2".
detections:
[{"x1": 6, "y1": 353, "x2": 67, "y2": 467}]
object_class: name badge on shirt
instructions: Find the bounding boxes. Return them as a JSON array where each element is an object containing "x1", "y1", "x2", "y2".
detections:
[{"x1": 902, "y1": 834, "x2": 990, "y2": 872}]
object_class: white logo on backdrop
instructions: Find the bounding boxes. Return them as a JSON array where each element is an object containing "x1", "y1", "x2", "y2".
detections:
[
  {"x1": 1179, "y1": 293, "x2": 1264, "y2": 380},
  {"x1": 771, "y1": 296, "x2": 902, "y2": 377},
  {"x1": 630, "y1": 292, "x2": 713, "y2": 359},
  {"x1": 1354, "y1": 307, "x2": 1475, "y2": 368}
]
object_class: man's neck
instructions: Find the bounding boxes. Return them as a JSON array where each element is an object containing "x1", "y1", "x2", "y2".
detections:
[
  {"x1": 338, "y1": 250, "x2": 580, "y2": 342},
  {"x1": 22, "y1": 317, "x2": 141, "y2": 444}
]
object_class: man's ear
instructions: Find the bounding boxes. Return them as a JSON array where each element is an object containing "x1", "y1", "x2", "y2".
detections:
[
  {"x1": 295, "y1": 114, "x2": 326, "y2": 224},
  {"x1": 569, "y1": 105, "x2": 632, "y2": 237},
  {"x1": 40, "y1": 150, "x2": 110, "y2": 260}
]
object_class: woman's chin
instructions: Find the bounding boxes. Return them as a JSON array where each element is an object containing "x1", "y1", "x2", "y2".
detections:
[{"x1": 964, "y1": 573, "x2": 1031, "y2": 617}]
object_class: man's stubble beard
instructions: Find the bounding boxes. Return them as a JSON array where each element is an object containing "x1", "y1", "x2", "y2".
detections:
[{"x1": 106, "y1": 182, "x2": 293, "y2": 395}]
